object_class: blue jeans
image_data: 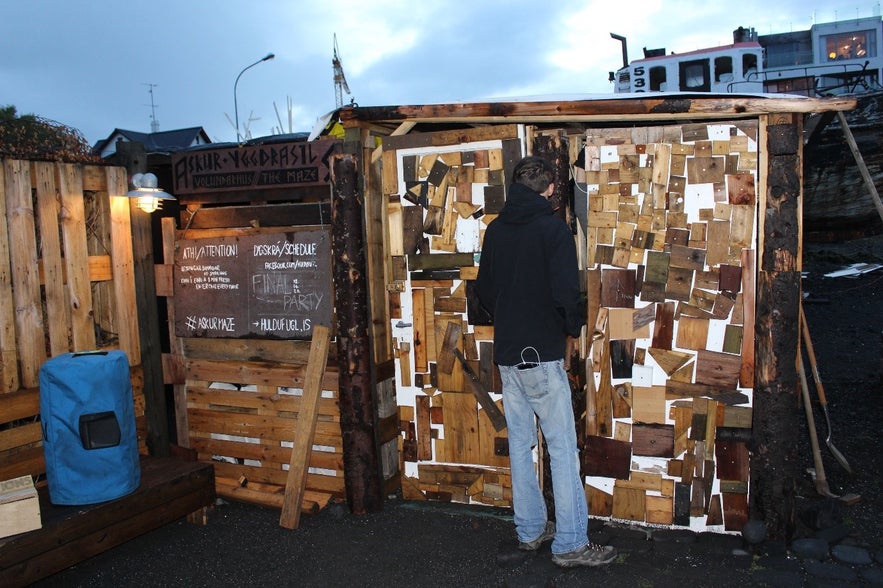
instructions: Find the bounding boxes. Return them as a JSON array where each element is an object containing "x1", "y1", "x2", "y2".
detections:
[{"x1": 500, "y1": 359, "x2": 587, "y2": 554}]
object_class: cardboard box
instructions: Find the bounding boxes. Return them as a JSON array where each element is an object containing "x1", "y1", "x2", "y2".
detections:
[{"x1": 0, "y1": 475, "x2": 42, "y2": 538}]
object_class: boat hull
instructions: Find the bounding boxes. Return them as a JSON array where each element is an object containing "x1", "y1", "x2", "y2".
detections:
[{"x1": 803, "y1": 92, "x2": 883, "y2": 241}]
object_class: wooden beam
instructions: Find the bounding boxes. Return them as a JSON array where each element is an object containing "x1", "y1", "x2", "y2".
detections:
[
  {"x1": 280, "y1": 325, "x2": 331, "y2": 529},
  {"x1": 338, "y1": 96, "x2": 856, "y2": 125}
]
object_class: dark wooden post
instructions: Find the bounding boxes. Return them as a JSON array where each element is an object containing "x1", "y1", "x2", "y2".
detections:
[
  {"x1": 330, "y1": 151, "x2": 383, "y2": 514},
  {"x1": 532, "y1": 134, "x2": 586, "y2": 520},
  {"x1": 750, "y1": 114, "x2": 803, "y2": 540},
  {"x1": 112, "y1": 141, "x2": 170, "y2": 456},
  {"x1": 533, "y1": 133, "x2": 572, "y2": 223}
]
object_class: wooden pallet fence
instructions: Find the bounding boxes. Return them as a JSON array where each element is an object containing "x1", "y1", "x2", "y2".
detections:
[
  {"x1": 0, "y1": 159, "x2": 149, "y2": 487},
  {"x1": 162, "y1": 222, "x2": 345, "y2": 513},
  {"x1": 181, "y1": 355, "x2": 345, "y2": 512}
]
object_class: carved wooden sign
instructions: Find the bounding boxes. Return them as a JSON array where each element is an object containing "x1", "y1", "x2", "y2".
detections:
[
  {"x1": 173, "y1": 229, "x2": 332, "y2": 339},
  {"x1": 171, "y1": 138, "x2": 337, "y2": 195}
]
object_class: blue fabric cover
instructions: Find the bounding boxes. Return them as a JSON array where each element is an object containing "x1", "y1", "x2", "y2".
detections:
[{"x1": 39, "y1": 350, "x2": 140, "y2": 505}]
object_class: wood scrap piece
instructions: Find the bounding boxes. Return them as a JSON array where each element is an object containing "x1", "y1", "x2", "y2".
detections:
[
  {"x1": 595, "y1": 311, "x2": 614, "y2": 437},
  {"x1": 665, "y1": 380, "x2": 749, "y2": 405},
  {"x1": 651, "y1": 301, "x2": 675, "y2": 349},
  {"x1": 706, "y1": 220, "x2": 730, "y2": 266},
  {"x1": 722, "y1": 492, "x2": 748, "y2": 531},
  {"x1": 584, "y1": 435, "x2": 631, "y2": 479},
  {"x1": 601, "y1": 268, "x2": 636, "y2": 308},
  {"x1": 608, "y1": 308, "x2": 650, "y2": 340},
  {"x1": 648, "y1": 347, "x2": 693, "y2": 376},
  {"x1": 438, "y1": 395, "x2": 481, "y2": 464},
  {"x1": 438, "y1": 321, "x2": 462, "y2": 374},
  {"x1": 452, "y1": 348, "x2": 506, "y2": 432},
  {"x1": 416, "y1": 395, "x2": 432, "y2": 460},
  {"x1": 707, "y1": 494, "x2": 724, "y2": 526},
  {"x1": 676, "y1": 316, "x2": 709, "y2": 350},
  {"x1": 280, "y1": 324, "x2": 331, "y2": 530},
  {"x1": 610, "y1": 340, "x2": 635, "y2": 380},
  {"x1": 674, "y1": 482, "x2": 691, "y2": 526},
  {"x1": 671, "y1": 361, "x2": 694, "y2": 382},
  {"x1": 613, "y1": 486, "x2": 646, "y2": 522},
  {"x1": 646, "y1": 495, "x2": 674, "y2": 525},
  {"x1": 436, "y1": 315, "x2": 465, "y2": 392},
  {"x1": 632, "y1": 303, "x2": 656, "y2": 331},
  {"x1": 695, "y1": 349, "x2": 742, "y2": 389},
  {"x1": 739, "y1": 248, "x2": 755, "y2": 387},
  {"x1": 398, "y1": 342, "x2": 412, "y2": 386},
  {"x1": 587, "y1": 484, "x2": 614, "y2": 517},
  {"x1": 612, "y1": 381, "x2": 632, "y2": 418},
  {"x1": 632, "y1": 385, "x2": 666, "y2": 424},
  {"x1": 715, "y1": 440, "x2": 749, "y2": 482},
  {"x1": 632, "y1": 423, "x2": 675, "y2": 457},
  {"x1": 412, "y1": 288, "x2": 427, "y2": 372}
]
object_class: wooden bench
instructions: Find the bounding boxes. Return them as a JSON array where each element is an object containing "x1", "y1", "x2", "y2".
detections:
[{"x1": 0, "y1": 456, "x2": 215, "y2": 587}]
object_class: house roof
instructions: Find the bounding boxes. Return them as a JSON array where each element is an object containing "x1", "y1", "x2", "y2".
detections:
[{"x1": 93, "y1": 126, "x2": 210, "y2": 156}]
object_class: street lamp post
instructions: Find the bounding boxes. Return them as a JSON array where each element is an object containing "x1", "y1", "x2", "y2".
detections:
[{"x1": 234, "y1": 52, "x2": 275, "y2": 143}]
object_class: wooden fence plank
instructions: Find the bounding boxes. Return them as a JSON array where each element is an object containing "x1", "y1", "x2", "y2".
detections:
[
  {"x1": 0, "y1": 161, "x2": 19, "y2": 392},
  {"x1": 58, "y1": 163, "x2": 96, "y2": 351},
  {"x1": 5, "y1": 160, "x2": 45, "y2": 386},
  {"x1": 34, "y1": 162, "x2": 70, "y2": 356},
  {"x1": 107, "y1": 167, "x2": 140, "y2": 362}
]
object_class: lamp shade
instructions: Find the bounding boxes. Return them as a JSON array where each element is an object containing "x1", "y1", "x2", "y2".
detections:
[{"x1": 125, "y1": 173, "x2": 175, "y2": 212}]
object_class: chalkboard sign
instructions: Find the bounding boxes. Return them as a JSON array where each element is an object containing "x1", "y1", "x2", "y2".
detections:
[{"x1": 174, "y1": 229, "x2": 332, "y2": 339}]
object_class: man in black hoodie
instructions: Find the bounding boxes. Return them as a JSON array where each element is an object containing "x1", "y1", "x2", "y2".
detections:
[{"x1": 476, "y1": 156, "x2": 616, "y2": 568}]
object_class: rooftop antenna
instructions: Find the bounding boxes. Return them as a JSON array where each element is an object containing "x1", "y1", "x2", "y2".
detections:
[
  {"x1": 143, "y1": 83, "x2": 160, "y2": 133},
  {"x1": 333, "y1": 33, "x2": 352, "y2": 108}
]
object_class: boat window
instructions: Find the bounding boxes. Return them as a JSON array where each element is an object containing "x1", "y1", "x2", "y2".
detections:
[
  {"x1": 764, "y1": 35, "x2": 813, "y2": 68},
  {"x1": 742, "y1": 54, "x2": 758, "y2": 77},
  {"x1": 763, "y1": 76, "x2": 814, "y2": 96},
  {"x1": 679, "y1": 59, "x2": 710, "y2": 91},
  {"x1": 714, "y1": 56, "x2": 733, "y2": 82},
  {"x1": 823, "y1": 30, "x2": 876, "y2": 61},
  {"x1": 649, "y1": 66, "x2": 666, "y2": 91}
]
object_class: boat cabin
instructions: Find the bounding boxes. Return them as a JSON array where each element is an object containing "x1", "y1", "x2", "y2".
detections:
[{"x1": 612, "y1": 16, "x2": 883, "y2": 96}]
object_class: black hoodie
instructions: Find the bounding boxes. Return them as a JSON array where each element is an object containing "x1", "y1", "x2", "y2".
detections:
[{"x1": 476, "y1": 182, "x2": 584, "y2": 366}]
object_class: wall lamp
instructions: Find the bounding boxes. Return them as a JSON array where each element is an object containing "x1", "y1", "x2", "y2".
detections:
[{"x1": 126, "y1": 172, "x2": 175, "y2": 213}]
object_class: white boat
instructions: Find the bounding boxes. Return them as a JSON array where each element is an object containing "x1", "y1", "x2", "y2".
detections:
[{"x1": 610, "y1": 16, "x2": 883, "y2": 239}]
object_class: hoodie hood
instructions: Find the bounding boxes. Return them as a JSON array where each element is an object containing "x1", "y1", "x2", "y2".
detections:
[{"x1": 497, "y1": 182, "x2": 554, "y2": 224}]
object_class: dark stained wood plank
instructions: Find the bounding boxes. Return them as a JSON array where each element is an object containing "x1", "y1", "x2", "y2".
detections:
[
  {"x1": 584, "y1": 436, "x2": 631, "y2": 480},
  {"x1": 601, "y1": 268, "x2": 636, "y2": 308},
  {"x1": 632, "y1": 423, "x2": 675, "y2": 457},
  {"x1": 695, "y1": 349, "x2": 743, "y2": 389},
  {"x1": 715, "y1": 440, "x2": 749, "y2": 482}
]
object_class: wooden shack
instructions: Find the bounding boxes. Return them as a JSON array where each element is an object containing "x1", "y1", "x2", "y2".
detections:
[{"x1": 322, "y1": 93, "x2": 855, "y2": 536}]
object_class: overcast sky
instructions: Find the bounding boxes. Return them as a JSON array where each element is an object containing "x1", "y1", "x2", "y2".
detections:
[{"x1": 2, "y1": 0, "x2": 879, "y2": 146}]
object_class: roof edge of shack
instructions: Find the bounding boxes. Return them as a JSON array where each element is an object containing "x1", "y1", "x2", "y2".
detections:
[{"x1": 334, "y1": 92, "x2": 857, "y2": 127}]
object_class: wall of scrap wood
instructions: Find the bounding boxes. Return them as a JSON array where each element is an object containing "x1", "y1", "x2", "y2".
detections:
[
  {"x1": 382, "y1": 125, "x2": 523, "y2": 506},
  {"x1": 160, "y1": 221, "x2": 346, "y2": 512},
  {"x1": 578, "y1": 123, "x2": 755, "y2": 532},
  {"x1": 0, "y1": 159, "x2": 148, "y2": 485},
  {"x1": 383, "y1": 121, "x2": 756, "y2": 532}
]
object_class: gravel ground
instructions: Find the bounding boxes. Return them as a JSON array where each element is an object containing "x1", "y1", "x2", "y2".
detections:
[{"x1": 799, "y1": 234, "x2": 883, "y2": 548}]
